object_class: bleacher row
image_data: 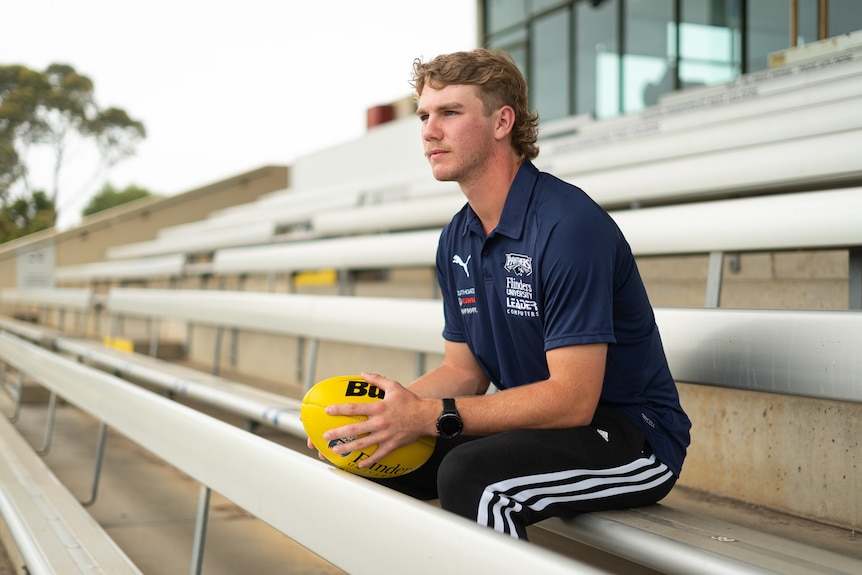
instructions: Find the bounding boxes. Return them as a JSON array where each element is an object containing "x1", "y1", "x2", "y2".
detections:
[
  {"x1": 1, "y1": 41, "x2": 862, "y2": 574},
  {"x1": 2, "y1": 294, "x2": 860, "y2": 574},
  {"x1": 50, "y1": 187, "x2": 862, "y2": 307}
]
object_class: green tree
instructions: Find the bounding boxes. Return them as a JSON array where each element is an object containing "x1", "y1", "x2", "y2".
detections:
[
  {"x1": 82, "y1": 182, "x2": 153, "y2": 217},
  {"x1": 0, "y1": 189, "x2": 54, "y2": 242},
  {"x1": 0, "y1": 62, "x2": 145, "y2": 225}
]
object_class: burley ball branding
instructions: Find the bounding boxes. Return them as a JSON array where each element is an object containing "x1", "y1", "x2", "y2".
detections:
[{"x1": 301, "y1": 375, "x2": 436, "y2": 479}]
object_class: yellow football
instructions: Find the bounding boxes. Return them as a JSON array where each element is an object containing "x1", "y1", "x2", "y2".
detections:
[{"x1": 301, "y1": 375, "x2": 436, "y2": 479}]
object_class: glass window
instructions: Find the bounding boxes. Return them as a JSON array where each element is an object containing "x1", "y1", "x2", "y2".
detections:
[
  {"x1": 747, "y1": 0, "x2": 792, "y2": 71},
  {"x1": 487, "y1": 25, "x2": 528, "y2": 52},
  {"x1": 679, "y1": 0, "x2": 741, "y2": 88},
  {"x1": 487, "y1": 26, "x2": 529, "y2": 78},
  {"x1": 828, "y1": 0, "x2": 862, "y2": 38},
  {"x1": 575, "y1": 0, "x2": 619, "y2": 119},
  {"x1": 531, "y1": 0, "x2": 567, "y2": 15},
  {"x1": 482, "y1": 0, "x2": 829, "y2": 121},
  {"x1": 508, "y1": 44, "x2": 529, "y2": 79},
  {"x1": 487, "y1": 0, "x2": 527, "y2": 34},
  {"x1": 531, "y1": 8, "x2": 570, "y2": 121},
  {"x1": 623, "y1": 0, "x2": 676, "y2": 113},
  {"x1": 796, "y1": 0, "x2": 819, "y2": 46}
]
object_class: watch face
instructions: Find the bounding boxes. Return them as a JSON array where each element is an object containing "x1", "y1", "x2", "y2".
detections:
[
  {"x1": 438, "y1": 398, "x2": 462, "y2": 438},
  {"x1": 438, "y1": 413, "x2": 463, "y2": 437}
]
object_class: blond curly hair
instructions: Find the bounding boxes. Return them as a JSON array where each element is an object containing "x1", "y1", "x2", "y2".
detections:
[{"x1": 412, "y1": 49, "x2": 539, "y2": 161}]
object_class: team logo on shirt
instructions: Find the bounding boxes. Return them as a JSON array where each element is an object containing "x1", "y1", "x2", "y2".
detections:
[
  {"x1": 452, "y1": 254, "x2": 471, "y2": 277},
  {"x1": 505, "y1": 276, "x2": 538, "y2": 317},
  {"x1": 504, "y1": 253, "x2": 533, "y2": 276},
  {"x1": 503, "y1": 254, "x2": 538, "y2": 317}
]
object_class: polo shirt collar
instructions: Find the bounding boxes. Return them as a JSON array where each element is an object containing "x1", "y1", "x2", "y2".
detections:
[{"x1": 462, "y1": 161, "x2": 539, "y2": 239}]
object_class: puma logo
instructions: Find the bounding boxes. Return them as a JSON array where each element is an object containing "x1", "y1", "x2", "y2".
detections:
[{"x1": 452, "y1": 254, "x2": 471, "y2": 277}]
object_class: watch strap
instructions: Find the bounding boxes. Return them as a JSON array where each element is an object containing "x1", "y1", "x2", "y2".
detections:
[{"x1": 437, "y1": 397, "x2": 463, "y2": 438}]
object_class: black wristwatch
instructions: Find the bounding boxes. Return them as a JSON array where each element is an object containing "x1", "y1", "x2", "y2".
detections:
[{"x1": 436, "y1": 398, "x2": 463, "y2": 439}]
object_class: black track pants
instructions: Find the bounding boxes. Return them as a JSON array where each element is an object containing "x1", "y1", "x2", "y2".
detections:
[{"x1": 375, "y1": 407, "x2": 676, "y2": 539}]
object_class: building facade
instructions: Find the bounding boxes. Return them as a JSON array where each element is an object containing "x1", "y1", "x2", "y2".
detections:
[{"x1": 483, "y1": 0, "x2": 862, "y2": 121}]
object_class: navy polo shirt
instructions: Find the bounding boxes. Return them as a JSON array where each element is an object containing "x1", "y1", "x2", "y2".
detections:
[{"x1": 436, "y1": 161, "x2": 690, "y2": 476}]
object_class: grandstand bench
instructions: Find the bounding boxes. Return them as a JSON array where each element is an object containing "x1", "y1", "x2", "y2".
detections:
[
  {"x1": 8, "y1": 288, "x2": 855, "y2": 574},
  {"x1": 3, "y1": 290, "x2": 862, "y2": 573},
  {"x1": 0, "y1": 288, "x2": 92, "y2": 335},
  {"x1": 47, "y1": 186, "x2": 862, "y2": 309},
  {"x1": 0, "y1": 330, "x2": 603, "y2": 575},
  {"x1": 0, "y1": 406, "x2": 142, "y2": 574}
]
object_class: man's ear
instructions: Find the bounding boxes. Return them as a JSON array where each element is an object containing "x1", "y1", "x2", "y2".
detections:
[{"x1": 494, "y1": 105, "x2": 516, "y2": 142}]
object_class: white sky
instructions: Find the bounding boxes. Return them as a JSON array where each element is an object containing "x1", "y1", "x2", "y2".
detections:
[{"x1": 1, "y1": 0, "x2": 478, "y2": 228}]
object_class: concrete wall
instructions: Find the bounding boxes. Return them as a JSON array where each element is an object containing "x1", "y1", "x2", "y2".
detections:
[
  {"x1": 678, "y1": 383, "x2": 861, "y2": 532},
  {"x1": 640, "y1": 251, "x2": 850, "y2": 309}
]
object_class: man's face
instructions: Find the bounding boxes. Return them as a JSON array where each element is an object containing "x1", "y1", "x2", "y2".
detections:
[{"x1": 416, "y1": 84, "x2": 498, "y2": 185}]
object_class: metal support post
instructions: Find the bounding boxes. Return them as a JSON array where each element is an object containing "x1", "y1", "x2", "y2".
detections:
[
  {"x1": 303, "y1": 338, "x2": 320, "y2": 392},
  {"x1": 185, "y1": 322, "x2": 193, "y2": 358},
  {"x1": 81, "y1": 422, "x2": 108, "y2": 507},
  {"x1": 3, "y1": 372, "x2": 24, "y2": 423},
  {"x1": 79, "y1": 308, "x2": 89, "y2": 337},
  {"x1": 212, "y1": 326, "x2": 224, "y2": 376},
  {"x1": 338, "y1": 269, "x2": 353, "y2": 296},
  {"x1": 850, "y1": 247, "x2": 862, "y2": 310},
  {"x1": 189, "y1": 485, "x2": 211, "y2": 575},
  {"x1": 229, "y1": 327, "x2": 239, "y2": 367},
  {"x1": 296, "y1": 336, "x2": 305, "y2": 383},
  {"x1": 705, "y1": 251, "x2": 725, "y2": 308},
  {"x1": 149, "y1": 318, "x2": 161, "y2": 358},
  {"x1": 36, "y1": 391, "x2": 57, "y2": 455}
]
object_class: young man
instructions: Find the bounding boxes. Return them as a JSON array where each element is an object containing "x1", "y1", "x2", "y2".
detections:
[{"x1": 316, "y1": 49, "x2": 691, "y2": 540}]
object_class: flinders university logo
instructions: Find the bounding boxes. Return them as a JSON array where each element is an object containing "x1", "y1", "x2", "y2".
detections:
[{"x1": 504, "y1": 253, "x2": 533, "y2": 276}]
